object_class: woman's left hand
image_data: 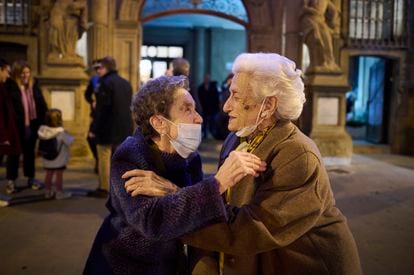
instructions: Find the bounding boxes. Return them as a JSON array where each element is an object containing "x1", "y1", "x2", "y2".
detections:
[{"x1": 122, "y1": 169, "x2": 179, "y2": 197}]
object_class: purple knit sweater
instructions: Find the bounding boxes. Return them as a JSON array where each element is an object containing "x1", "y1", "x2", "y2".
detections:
[{"x1": 84, "y1": 129, "x2": 227, "y2": 275}]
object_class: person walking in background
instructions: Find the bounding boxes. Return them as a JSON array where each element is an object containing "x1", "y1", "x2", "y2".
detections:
[
  {"x1": 197, "y1": 74, "x2": 219, "y2": 139},
  {"x1": 0, "y1": 59, "x2": 21, "y2": 166},
  {"x1": 4, "y1": 60, "x2": 48, "y2": 194},
  {"x1": 220, "y1": 73, "x2": 233, "y2": 109},
  {"x1": 89, "y1": 56, "x2": 133, "y2": 197},
  {"x1": 212, "y1": 73, "x2": 234, "y2": 140},
  {"x1": 171, "y1": 57, "x2": 203, "y2": 114},
  {"x1": 172, "y1": 58, "x2": 190, "y2": 77},
  {"x1": 84, "y1": 59, "x2": 100, "y2": 174},
  {"x1": 37, "y1": 109, "x2": 74, "y2": 199}
]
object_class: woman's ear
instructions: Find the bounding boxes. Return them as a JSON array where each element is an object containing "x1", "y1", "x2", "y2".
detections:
[
  {"x1": 261, "y1": 96, "x2": 278, "y2": 119},
  {"x1": 149, "y1": 115, "x2": 168, "y2": 136}
]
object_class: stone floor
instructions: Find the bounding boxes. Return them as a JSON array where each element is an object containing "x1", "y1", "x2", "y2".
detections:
[{"x1": 0, "y1": 138, "x2": 414, "y2": 275}]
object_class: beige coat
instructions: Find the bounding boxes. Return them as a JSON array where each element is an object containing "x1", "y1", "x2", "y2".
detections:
[{"x1": 183, "y1": 121, "x2": 362, "y2": 275}]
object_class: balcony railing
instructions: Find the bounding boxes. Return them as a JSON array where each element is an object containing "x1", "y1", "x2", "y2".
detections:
[
  {"x1": 0, "y1": 0, "x2": 31, "y2": 28},
  {"x1": 345, "y1": 0, "x2": 408, "y2": 49}
]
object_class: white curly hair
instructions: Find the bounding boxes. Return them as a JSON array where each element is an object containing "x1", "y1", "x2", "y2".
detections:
[{"x1": 232, "y1": 53, "x2": 306, "y2": 121}]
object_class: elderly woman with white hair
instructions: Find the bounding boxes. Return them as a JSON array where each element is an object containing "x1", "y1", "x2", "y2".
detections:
[{"x1": 124, "y1": 53, "x2": 362, "y2": 275}]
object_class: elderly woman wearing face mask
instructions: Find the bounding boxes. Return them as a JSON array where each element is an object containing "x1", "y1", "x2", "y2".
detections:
[
  {"x1": 84, "y1": 75, "x2": 266, "y2": 275},
  {"x1": 124, "y1": 53, "x2": 362, "y2": 275}
]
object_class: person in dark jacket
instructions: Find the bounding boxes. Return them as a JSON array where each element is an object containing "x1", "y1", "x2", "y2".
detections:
[
  {"x1": 84, "y1": 60, "x2": 100, "y2": 173},
  {"x1": 197, "y1": 74, "x2": 220, "y2": 139},
  {"x1": 84, "y1": 75, "x2": 265, "y2": 275},
  {"x1": 172, "y1": 58, "x2": 190, "y2": 77},
  {"x1": 5, "y1": 60, "x2": 48, "y2": 194},
  {"x1": 0, "y1": 59, "x2": 21, "y2": 159},
  {"x1": 89, "y1": 57, "x2": 133, "y2": 197}
]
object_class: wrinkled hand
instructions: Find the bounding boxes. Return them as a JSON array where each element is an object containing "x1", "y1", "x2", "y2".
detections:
[
  {"x1": 215, "y1": 151, "x2": 267, "y2": 194},
  {"x1": 122, "y1": 169, "x2": 179, "y2": 197}
]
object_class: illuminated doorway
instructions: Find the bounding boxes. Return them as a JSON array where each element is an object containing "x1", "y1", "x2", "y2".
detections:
[{"x1": 346, "y1": 56, "x2": 395, "y2": 144}]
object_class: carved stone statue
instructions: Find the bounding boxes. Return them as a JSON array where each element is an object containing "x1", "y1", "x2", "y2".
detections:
[
  {"x1": 48, "y1": 0, "x2": 87, "y2": 61},
  {"x1": 300, "y1": 0, "x2": 341, "y2": 73}
]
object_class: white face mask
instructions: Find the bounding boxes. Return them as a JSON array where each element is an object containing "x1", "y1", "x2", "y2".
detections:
[
  {"x1": 163, "y1": 118, "x2": 202, "y2": 158},
  {"x1": 235, "y1": 98, "x2": 268, "y2": 137}
]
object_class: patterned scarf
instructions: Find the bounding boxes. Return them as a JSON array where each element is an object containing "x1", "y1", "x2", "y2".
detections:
[
  {"x1": 219, "y1": 123, "x2": 276, "y2": 274},
  {"x1": 20, "y1": 86, "x2": 37, "y2": 126}
]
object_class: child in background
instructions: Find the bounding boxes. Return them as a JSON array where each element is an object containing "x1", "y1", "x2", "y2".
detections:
[{"x1": 37, "y1": 109, "x2": 74, "y2": 199}]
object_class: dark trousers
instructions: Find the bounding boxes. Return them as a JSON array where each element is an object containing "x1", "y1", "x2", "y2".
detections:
[
  {"x1": 87, "y1": 135, "x2": 98, "y2": 161},
  {"x1": 202, "y1": 113, "x2": 216, "y2": 138},
  {"x1": 6, "y1": 124, "x2": 37, "y2": 181}
]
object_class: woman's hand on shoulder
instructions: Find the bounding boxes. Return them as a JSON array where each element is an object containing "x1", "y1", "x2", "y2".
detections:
[
  {"x1": 215, "y1": 151, "x2": 267, "y2": 194},
  {"x1": 122, "y1": 169, "x2": 178, "y2": 197}
]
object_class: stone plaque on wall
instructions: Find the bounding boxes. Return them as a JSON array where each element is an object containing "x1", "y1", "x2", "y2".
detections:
[
  {"x1": 51, "y1": 91, "x2": 75, "y2": 121},
  {"x1": 317, "y1": 97, "x2": 339, "y2": 125}
]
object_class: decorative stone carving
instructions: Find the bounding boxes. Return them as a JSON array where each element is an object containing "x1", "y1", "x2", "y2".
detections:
[
  {"x1": 300, "y1": 0, "x2": 341, "y2": 73},
  {"x1": 47, "y1": 0, "x2": 88, "y2": 63},
  {"x1": 29, "y1": 5, "x2": 45, "y2": 33},
  {"x1": 119, "y1": 0, "x2": 142, "y2": 21}
]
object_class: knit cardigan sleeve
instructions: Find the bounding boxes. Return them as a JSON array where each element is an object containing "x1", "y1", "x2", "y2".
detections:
[{"x1": 109, "y1": 138, "x2": 227, "y2": 242}]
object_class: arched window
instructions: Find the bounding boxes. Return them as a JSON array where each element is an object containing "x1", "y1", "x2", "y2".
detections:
[{"x1": 141, "y1": 0, "x2": 248, "y2": 24}]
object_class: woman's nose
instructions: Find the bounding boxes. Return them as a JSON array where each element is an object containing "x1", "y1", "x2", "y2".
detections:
[
  {"x1": 194, "y1": 112, "x2": 203, "y2": 124},
  {"x1": 223, "y1": 98, "x2": 232, "y2": 113}
]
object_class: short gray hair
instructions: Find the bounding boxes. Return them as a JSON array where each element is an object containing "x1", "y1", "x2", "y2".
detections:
[
  {"x1": 131, "y1": 75, "x2": 189, "y2": 139},
  {"x1": 232, "y1": 53, "x2": 305, "y2": 121}
]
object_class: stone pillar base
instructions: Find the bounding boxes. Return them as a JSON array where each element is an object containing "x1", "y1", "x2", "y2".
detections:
[
  {"x1": 311, "y1": 130, "x2": 353, "y2": 166},
  {"x1": 302, "y1": 72, "x2": 353, "y2": 166},
  {"x1": 37, "y1": 64, "x2": 91, "y2": 158}
]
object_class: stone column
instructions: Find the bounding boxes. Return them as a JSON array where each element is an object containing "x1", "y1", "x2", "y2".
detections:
[
  {"x1": 113, "y1": 20, "x2": 139, "y2": 90},
  {"x1": 302, "y1": 72, "x2": 353, "y2": 165},
  {"x1": 38, "y1": 0, "x2": 90, "y2": 157},
  {"x1": 394, "y1": 0, "x2": 414, "y2": 155},
  {"x1": 283, "y1": 0, "x2": 303, "y2": 63},
  {"x1": 88, "y1": 0, "x2": 109, "y2": 61}
]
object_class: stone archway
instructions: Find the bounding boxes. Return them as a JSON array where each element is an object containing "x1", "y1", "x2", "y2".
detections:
[{"x1": 113, "y1": 0, "x2": 286, "y2": 89}]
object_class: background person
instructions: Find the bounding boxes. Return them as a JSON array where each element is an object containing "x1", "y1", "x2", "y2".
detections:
[
  {"x1": 172, "y1": 57, "x2": 202, "y2": 114},
  {"x1": 172, "y1": 58, "x2": 190, "y2": 77},
  {"x1": 0, "y1": 59, "x2": 21, "y2": 167},
  {"x1": 197, "y1": 74, "x2": 219, "y2": 139},
  {"x1": 84, "y1": 59, "x2": 100, "y2": 173},
  {"x1": 37, "y1": 109, "x2": 74, "y2": 199},
  {"x1": 212, "y1": 73, "x2": 234, "y2": 140},
  {"x1": 89, "y1": 56, "x2": 133, "y2": 197},
  {"x1": 5, "y1": 60, "x2": 48, "y2": 194}
]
